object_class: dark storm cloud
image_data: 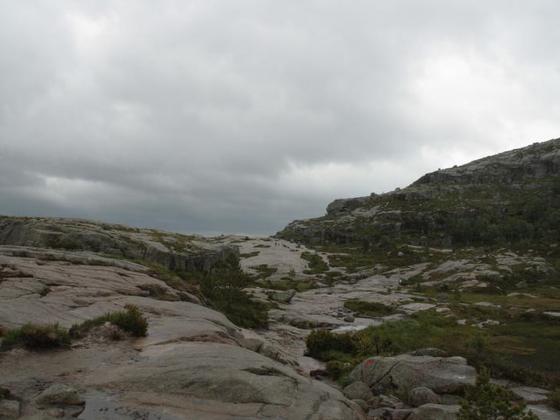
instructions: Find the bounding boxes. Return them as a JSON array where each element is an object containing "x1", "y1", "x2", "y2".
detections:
[{"x1": 2, "y1": 1, "x2": 560, "y2": 234}]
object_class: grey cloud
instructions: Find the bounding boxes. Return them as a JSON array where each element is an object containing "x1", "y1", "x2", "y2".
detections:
[{"x1": 1, "y1": 1, "x2": 560, "y2": 234}]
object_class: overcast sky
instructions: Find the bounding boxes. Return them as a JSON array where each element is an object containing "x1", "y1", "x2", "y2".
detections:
[{"x1": 1, "y1": 1, "x2": 560, "y2": 235}]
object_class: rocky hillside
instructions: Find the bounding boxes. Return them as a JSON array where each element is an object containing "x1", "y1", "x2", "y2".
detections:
[
  {"x1": 277, "y1": 138, "x2": 560, "y2": 249},
  {"x1": 1, "y1": 140, "x2": 560, "y2": 419}
]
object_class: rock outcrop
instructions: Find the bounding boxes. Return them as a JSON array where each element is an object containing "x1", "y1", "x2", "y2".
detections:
[
  {"x1": 277, "y1": 137, "x2": 560, "y2": 248},
  {"x1": 349, "y1": 354, "x2": 476, "y2": 395},
  {"x1": 0, "y1": 246, "x2": 363, "y2": 419},
  {"x1": 0, "y1": 216, "x2": 238, "y2": 272}
]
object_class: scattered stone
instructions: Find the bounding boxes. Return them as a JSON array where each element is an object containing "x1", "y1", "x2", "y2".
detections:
[
  {"x1": 377, "y1": 394, "x2": 405, "y2": 409},
  {"x1": 399, "y1": 303, "x2": 436, "y2": 314},
  {"x1": 511, "y1": 386, "x2": 550, "y2": 404},
  {"x1": 34, "y1": 384, "x2": 84, "y2": 407},
  {"x1": 543, "y1": 311, "x2": 560, "y2": 319},
  {"x1": 45, "y1": 407, "x2": 65, "y2": 418},
  {"x1": 351, "y1": 398, "x2": 369, "y2": 412},
  {"x1": 474, "y1": 302, "x2": 500, "y2": 309},
  {"x1": 268, "y1": 289, "x2": 296, "y2": 304},
  {"x1": 0, "y1": 399, "x2": 20, "y2": 419},
  {"x1": 367, "y1": 407, "x2": 389, "y2": 419},
  {"x1": 409, "y1": 403, "x2": 460, "y2": 420},
  {"x1": 343, "y1": 381, "x2": 373, "y2": 401},
  {"x1": 409, "y1": 386, "x2": 442, "y2": 407},
  {"x1": 477, "y1": 319, "x2": 500, "y2": 328},
  {"x1": 344, "y1": 314, "x2": 355, "y2": 322},
  {"x1": 388, "y1": 408, "x2": 415, "y2": 420}
]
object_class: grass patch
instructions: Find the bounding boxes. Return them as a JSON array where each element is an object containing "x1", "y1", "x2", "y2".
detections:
[
  {"x1": 1, "y1": 323, "x2": 71, "y2": 351},
  {"x1": 344, "y1": 299, "x2": 395, "y2": 317},
  {"x1": 199, "y1": 256, "x2": 269, "y2": 329},
  {"x1": 252, "y1": 264, "x2": 278, "y2": 279},
  {"x1": 70, "y1": 304, "x2": 148, "y2": 338},
  {"x1": 301, "y1": 251, "x2": 329, "y2": 274},
  {"x1": 258, "y1": 277, "x2": 317, "y2": 292}
]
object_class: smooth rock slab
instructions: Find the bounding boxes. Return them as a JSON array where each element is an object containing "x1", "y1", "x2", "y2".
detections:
[
  {"x1": 511, "y1": 386, "x2": 550, "y2": 404},
  {"x1": 87, "y1": 341, "x2": 362, "y2": 420},
  {"x1": 527, "y1": 404, "x2": 560, "y2": 420},
  {"x1": 349, "y1": 354, "x2": 476, "y2": 395}
]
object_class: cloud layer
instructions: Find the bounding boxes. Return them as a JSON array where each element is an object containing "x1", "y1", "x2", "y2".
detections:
[{"x1": 2, "y1": 1, "x2": 560, "y2": 234}]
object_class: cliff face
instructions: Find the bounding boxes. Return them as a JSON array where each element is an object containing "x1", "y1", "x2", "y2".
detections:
[{"x1": 277, "y1": 138, "x2": 560, "y2": 248}]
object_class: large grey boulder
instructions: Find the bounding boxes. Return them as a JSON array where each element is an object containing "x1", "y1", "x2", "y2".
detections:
[
  {"x1": 409, "y1": 404, "x2": 460, "y2": 420},
  {"x1": 34, "y1": 384, "x2": 84, "y2": 406},
  {"x1": 409, "y1": 386, "x2": 442, "y2": 407},
  {"x1": 343, "y1": 381, "x2": 373, "y2": 401},
  {"x1": 349, "y1": 354, "x2": 476, "y2": 395}
]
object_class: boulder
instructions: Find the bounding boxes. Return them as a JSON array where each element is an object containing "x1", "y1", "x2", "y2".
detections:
[
  {"x1": 409, "y1": 403, "x2": 460, "y2": 420},
  {"x1": 0, "y1": 399, "x2": 20, "y2": 419},
  {"x1": 408, "y1": 386, "x2": 441, "y2": 407},
  {"x1": 349, "y1": 354, "x2": 476, "y2": 395},
  {"x1": 511, "y1": 386, "x2": 550, "y2": 404},
  {"x1": 35, "y1": 384, "x2": 84, "y2": 406},
  {"x1": 343, "y1": 381, "x2": 373, "y2": 401},
  {"x1": 268, "y1": 289, "x2": 296, "y2": 304}
]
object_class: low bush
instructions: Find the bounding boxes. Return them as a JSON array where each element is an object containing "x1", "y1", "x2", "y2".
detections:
[
  {"x1": 459, "y1": 369, "x2": 538, "y2": 419},
  {"x1": 301, "y1": 252, "x2": 329, "y2": 274},
  {"x1": 1, "y1": 323, "x2": 71, "y2": 350},
  {"x1": 343, "y1": 299, "x2": 395, "y2": 317},
  {"x1": 306, "y1": 330, "x2": 356, "y2": 360},
  {"x1": 70, "y1": 304, "x2": 148, "y2": 338},
  {"x1": 199, "y1": 257, "x2": 269, "y2": 329}
]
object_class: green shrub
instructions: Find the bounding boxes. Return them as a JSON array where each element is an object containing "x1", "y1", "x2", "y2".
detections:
[
  {"x1": 70, "y1": 304, "x2": 148, "y2": 338},
  {"x1": 199, "y1": 258, "x2": 268, "y2": 329},
  {"x1": 306, "y1": 330, "x2": 357, "y2": 359},
  {"x1": 1, "y1": 323, "x2": 71, "y2": 350},
  {"x1": 301, "y1": 251, "x2": 329, "y2": 274},
  {"x1": 459, "y1": 369, "x2": 538, "y2": 419},
  {"x1": 344, "y1": 299, "x2": 395, "y2": 317}
]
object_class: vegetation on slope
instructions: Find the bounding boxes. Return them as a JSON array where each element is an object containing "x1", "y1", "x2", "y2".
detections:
[{"x1": 306, "y1": 310, "x2": 560, "y2": 388}]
